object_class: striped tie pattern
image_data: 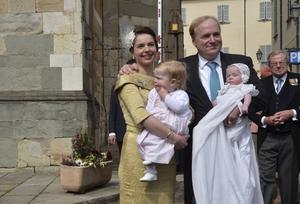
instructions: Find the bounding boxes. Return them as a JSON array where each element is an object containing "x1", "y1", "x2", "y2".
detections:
[{"x1": 275, "y1": 78, "x2": 282, "y2": 94}]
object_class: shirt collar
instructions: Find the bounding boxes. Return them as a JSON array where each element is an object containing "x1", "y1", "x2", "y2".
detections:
[
  {"x1": 198, "y1": 53, "x2": 221, "y2": 69},
  {"x1": 273, "y1": 73, "x2": 287, "y2": 83}
]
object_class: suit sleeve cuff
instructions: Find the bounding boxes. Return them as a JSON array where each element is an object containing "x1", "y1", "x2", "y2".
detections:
[
  {"x1": 261, "y1": 116, "x2": 267, "y2": 128},
  {"x1": 108, "y1": 133, "x2": 116, "y2": 137},
  {"x1": 292, "y1": 109, "x2": 297, "y2": 121}
]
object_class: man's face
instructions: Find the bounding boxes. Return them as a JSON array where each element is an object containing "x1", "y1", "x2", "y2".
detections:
[
  {"x1": 269, "y1": 53, "x2": 289, "y2": 78},
  {"x1": 192, "y1": 19, "x2": 222, "y2": 61}
]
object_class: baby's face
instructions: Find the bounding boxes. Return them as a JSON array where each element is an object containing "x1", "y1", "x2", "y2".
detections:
[{"x1": 226, "y1": 66, "x2": 242, "y2": 85}]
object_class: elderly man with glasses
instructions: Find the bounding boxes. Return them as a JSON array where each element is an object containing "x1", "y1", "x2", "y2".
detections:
[{"x1": 249, "y1": 50, "x2": 300, "y2": 204}]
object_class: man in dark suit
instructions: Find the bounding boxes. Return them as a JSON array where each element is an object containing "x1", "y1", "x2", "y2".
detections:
[
  {"x1": 248, "y1": 50, "x2": 300, "y2": 204},
  {"x1": 108, "y1": 85, "x2": 126, "y2": 153},
  {"x1": 108, "y1": 59, "x2": 135, "y2": 153},
  {"x1": 179, "y1": 16, "x2": 261, "y2": 204}
]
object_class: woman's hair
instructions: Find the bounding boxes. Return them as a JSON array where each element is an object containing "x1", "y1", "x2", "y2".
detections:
[
  {"x1": 189, "y1": 16, "x2": 220, "y2": 41},
  {"x1": 155, "y1": 60, "x2": 187, "y2": 89},
  {"x1": 129, "y1": 26, "x2": 158, "y2": 53},
  {"x1": 228, "y1": 63, "x2": 250, "y2": 83}
]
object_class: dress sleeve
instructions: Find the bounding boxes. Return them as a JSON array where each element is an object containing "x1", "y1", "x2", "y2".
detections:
[
  {"x1": 116, "y1": 75, "x2": 152, "y2": 126},
  {"x1": 247, "y1": 84, "x2": 259, "y2": 96}
]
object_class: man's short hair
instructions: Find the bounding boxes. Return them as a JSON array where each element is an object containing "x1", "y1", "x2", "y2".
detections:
[{"x1": 189, "y1": 16, "x2": 220, "y2": 41}]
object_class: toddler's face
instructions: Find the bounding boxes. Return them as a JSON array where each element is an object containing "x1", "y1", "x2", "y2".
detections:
[
  {"x1": 153, "y1": 68, "x2": 176, "y2": 92},
  {"x1": 226, "y1": 66, "x2": 242, "y2": 85}
]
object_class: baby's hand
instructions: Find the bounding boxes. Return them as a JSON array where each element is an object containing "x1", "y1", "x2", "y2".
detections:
[
  {"x1": 242, "y1": 108, "x2": 248, "y2": 114},
  {"x1": 241, "y1": 105, "x2": 248, "y2": 114}
]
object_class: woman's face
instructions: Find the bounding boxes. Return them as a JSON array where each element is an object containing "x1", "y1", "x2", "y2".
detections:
[{"x1": 132, "y1": 34, "x2": 157, "y2": 67}]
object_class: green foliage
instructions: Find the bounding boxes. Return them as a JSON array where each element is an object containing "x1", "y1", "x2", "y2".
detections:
[{"x1": 62, "y1": 128, "x2": 112, "y2": 168}]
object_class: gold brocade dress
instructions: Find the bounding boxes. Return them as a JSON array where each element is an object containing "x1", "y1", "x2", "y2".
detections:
[{"x1": 115, "y1": 73, "x2": 176, "y2": 204}]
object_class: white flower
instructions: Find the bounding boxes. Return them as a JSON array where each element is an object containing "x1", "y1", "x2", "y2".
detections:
[
  {"x1": 126, "y1": 30, "x2": 135, "y2": 48},
  {"x1": 101, "y1": 152, "x2": 107, "y2": 160},
  {"x1": 75, "y1": 159, "x2": 83, "y2": 166}
]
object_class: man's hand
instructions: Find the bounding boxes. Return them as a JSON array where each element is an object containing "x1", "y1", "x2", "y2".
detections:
[
  {"x1": 224, "y1": 106, "x2": 240, "y2": 127},
  {"x1": 264, "y1": 115, "x2": 281, "y2": 126},
  {"x1": 118, "y1": 63, "x2": 138, "y2": 76},
  {"x1": 274, "y1": 110, "x2": 293, "y2": 124},
  {"x1": 108, "y1": 135, "x2": 116, "y2": 145}
]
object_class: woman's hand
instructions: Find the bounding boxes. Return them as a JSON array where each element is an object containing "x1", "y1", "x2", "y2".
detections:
[
  {"x1": 118, "y1": 63, "x2": 138, "y2": 76},
  {"x1": 142, "y1": 116, "x2": 187, "y2": 149},
  {"x1": 168, "y1": 133, "x2": 187, "y2": 149}
]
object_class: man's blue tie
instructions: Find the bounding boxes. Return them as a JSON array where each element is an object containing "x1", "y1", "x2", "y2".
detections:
[
  {"x1": 207, "y1": 61, "x2": 220, "y2": 101},
  {"x1": 275, "y1": 78, "x2": 282, "y2": 94}
]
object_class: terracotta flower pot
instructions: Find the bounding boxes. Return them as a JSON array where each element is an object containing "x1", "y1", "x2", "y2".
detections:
[{"x1": 60, "y1": 162, "x2": 112, "y2": 193}]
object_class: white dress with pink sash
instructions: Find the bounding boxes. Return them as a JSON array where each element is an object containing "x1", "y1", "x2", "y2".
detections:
[{"x1": 136, "y1": 88, "x2": 192, "y2": 164}]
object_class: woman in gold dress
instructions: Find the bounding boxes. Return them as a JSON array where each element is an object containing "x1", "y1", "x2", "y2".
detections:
[{"x1": 115, "y1": 27, "x2": 188, "y2": 203}]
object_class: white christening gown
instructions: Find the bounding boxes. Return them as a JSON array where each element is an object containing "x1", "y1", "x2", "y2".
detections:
[{"x1": 192, "y1": 84, "x2": 263, "y2": 204}]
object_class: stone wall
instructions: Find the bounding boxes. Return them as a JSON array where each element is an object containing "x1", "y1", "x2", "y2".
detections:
[
  {"x1": 0, "y1": 96, "x2": 88, "y2": 167},
  {"x1": 0, "y1": 0, "x2": 89, "y2": 167}
]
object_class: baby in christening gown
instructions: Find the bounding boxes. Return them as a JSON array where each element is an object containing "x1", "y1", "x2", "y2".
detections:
[
  {"x1": 216, "y1": 63, "x2": 257, "y2": 114},
  {"x1": 136, "y1": 60, "x2": 192, "y2": 182},
  {"x1": 192, "y1": 63, "x2": 263, "y2": 204}
]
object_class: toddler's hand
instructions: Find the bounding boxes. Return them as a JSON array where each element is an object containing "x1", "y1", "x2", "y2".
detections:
[{"x1": 156, "y1": 86, "x2": 168, "y2": 100}]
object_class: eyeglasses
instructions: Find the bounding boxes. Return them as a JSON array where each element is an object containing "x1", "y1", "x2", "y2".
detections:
[{"x1": 269, "y1": 62, "x2": 288, "y2": 67}]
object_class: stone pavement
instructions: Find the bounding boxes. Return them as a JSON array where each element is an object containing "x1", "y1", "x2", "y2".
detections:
[{"x1": 0, "y1": 167, "x2": 184, "y2": 204}]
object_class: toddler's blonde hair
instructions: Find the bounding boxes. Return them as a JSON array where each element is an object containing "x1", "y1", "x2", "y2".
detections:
[{"x1": 155, "y1": 60, "x2": 187, "y2": 89}]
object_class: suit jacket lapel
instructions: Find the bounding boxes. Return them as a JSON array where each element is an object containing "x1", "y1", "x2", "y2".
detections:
[
  {"x1": 187, "y1": 54, "x2": 211, "y2": 108},
  {"x1": 220, "y1": 53, "x2": 231, "y2": 82},
  {"x1": 265, "y1": 76, "x2": 276, "y2": 94},
  {"x1": 285, "y1": 73, "x2": 294, "y2": 102}
]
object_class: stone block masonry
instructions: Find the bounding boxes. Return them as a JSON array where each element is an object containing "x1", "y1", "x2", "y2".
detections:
[
  {"x1": 0, "y1": 92, "x2": 89, "y2": 167},
  {"x1": 0, "y1": 0, "x2": 87, "y2": 168}
]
